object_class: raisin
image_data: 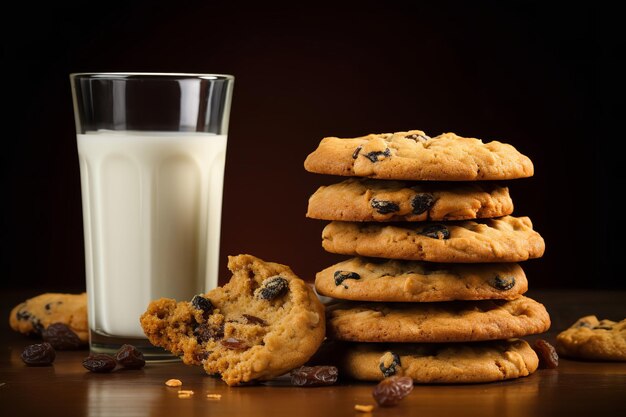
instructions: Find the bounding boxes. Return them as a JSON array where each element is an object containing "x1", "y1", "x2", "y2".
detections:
[
  {"x1": 411, "y1": 193, "x2": 435, "y2": 215},
  {"x1": 194, "y1": 323, "x2": 224, "y2": 342},
  {"x1": 220, "y1": 338, "x2": 249, "y2": 350},
  {"x1": 21, "y1": 343, "x2": 55, "y2": 366},
  {"x1": 44, "y1": 301, "x2": 62, "y2": 311},
  {"x1": 257, "y1": 276, "x2": 289, "y2": 300},
  {"x1": 371, "y1": 199, "x2": 400, "y2": 214},
  {"x1": 243, "y1": 314, "x2": 267, "y2": 326},
  {"x1": 575, "y1": 320, "x2": 593, "y2": 328},
  {"x1": 290, "y1": 366, "x2": 338, "y2": 386},
  {"x1": 379, "y1": 352, "x2": 401, "y2": 377},
  {"x1": 41, "y1": 323, "x2": 82, "y2": 350},
  {"x1": 334, "y1": 271, "x2": 361, "y2": 287},
  {"x1": 364, "y1": 148, "x2": 391, "y2": 162},
  {"x1": 16, "y1": 309, "x2": 31, "y2": 321},
  {"x1": 191, "y1": 295, "x2": 214, "y2": 318},
  {"x1": 372, "y1": 376, "x2": 414, "y2": 407},
  {"x1": 593, "y1": 320, "x2": 614, "y2": 330},
  {"x1": 352, "y1": 145, "x2": 363, "y2": 159},
  {"x1": 115, "y1": 344, "x2": 146, "y2": 369},
  {"x1": 419, "y1": 224, "x2": 450, "y2": 239},
  {"x1": 83, "y1": 354, "x2": 117, "y2": 373},
  {"x1": 404, "y1": 133, "x2": 430, "y2": 142},
  {"x1": 492, "y1": 275, "x2": 516, "y2": 291},
  {"x1": 532, "y1": 339, "x2": 559, "y2": 369}
]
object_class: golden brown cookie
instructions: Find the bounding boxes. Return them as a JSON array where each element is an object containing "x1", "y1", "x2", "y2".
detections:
[
  {"x1": 307, "y1": 179, "x2": 513, "y2": 222},
  {"x1": 315, "y1": 257, "x2": 527, "y2": 302},
  {"x1": 9, "y1": 293, "x2": 88, "y2": 342},
  {"x1": 304, "y1": 130, "x2": 533, "y2": 181},
  {"x1": 327, "y1": 296, "x2": 550, "y2": 342},
  {"x1": 321, "y1": 216, "x2": 545, "y2": 263},
  {"x1": 140, "y1": 254, "x2": 326, "y2": 386},
  {"x1": 340, "y1": 339, "x2": 538, "y2": 383},
  {"x1": 556, "y1": 315, "x2": 626, "y2": 361}
]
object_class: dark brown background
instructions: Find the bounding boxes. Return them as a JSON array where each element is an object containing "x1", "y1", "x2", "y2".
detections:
[{"x1": 1, "y1": 1, "x2": 619, "y2": 291}]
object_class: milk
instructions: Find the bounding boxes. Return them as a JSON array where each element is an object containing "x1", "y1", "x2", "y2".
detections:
[{"x1": 77, "y1": 131, "x2": 227, "y2": 338}]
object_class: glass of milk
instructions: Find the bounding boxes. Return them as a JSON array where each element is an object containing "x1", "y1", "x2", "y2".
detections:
[{"x1": 70, "y1": 73, "x2": 234, "y2": 359}]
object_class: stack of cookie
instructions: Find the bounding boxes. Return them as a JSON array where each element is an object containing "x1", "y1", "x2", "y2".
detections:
[{"x1": 304, "y1": 130, "x2": 550, "y2": 384}]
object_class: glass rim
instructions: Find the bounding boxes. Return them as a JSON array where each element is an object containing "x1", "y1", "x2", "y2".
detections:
[{"x1": 69, "y1": 72, "x2": 234, "y2": 81}]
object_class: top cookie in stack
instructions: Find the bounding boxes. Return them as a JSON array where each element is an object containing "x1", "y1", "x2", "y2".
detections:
[{"x1": 304, "y1": 129, "x2": 549, "y2": 384}]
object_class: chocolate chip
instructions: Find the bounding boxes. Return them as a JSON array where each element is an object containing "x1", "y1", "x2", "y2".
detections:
[
  {"x1": 371, "y1": 199, "x2": 400, "y2": 214},
  {"x1": 364, "y1": 148, "x2": 391, "y2": 162},
  {"x1": 334, "y1": 271, "x2": 360, "y2": 287},
  {"x1": 257, "y1": 276, "x2": 289, "y2": 300},
  {"x1": 419, "y1": 224, "x2": 450, "y2": 239},
  {"x1": 410, "y1": 193, "x2": 435, "y2": 215},
  {"x1": 352, "y1": 145, "x2": 362, "y2": 159},
  {"x1": 379, "y1": 352, "x2": 401, "y2": 377},
  {"x1": 492, "y1": 275, "x2": 515, "y2": 291}
]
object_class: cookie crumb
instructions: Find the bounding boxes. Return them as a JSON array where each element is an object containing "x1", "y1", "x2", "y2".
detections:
[
  {"x1": 206, "y1": 393, "x2": 222, "y2": 400},
  {"x1": 165, "y1": 379, "x2": 182, "y2": 387},
  {"x1": 354, "y1": 404, "x2": 374, "y2": 412},
  {"x1": 178, "y1": 390, "x2": 194, "y2": 398}
]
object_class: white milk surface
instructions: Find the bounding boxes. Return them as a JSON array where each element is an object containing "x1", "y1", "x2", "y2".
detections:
[{"x1": 77, "y1": 131, "x2": 227, "y2": 337}]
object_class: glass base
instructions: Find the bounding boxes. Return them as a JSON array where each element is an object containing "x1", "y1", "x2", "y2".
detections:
[{"x1": 89, "y1": 329, "x2": 179, "y2": 362}]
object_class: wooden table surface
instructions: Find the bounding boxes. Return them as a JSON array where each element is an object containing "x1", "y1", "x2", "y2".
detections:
[{"x1": 1, "y1": 289, "x2": 625, "y2": 417}]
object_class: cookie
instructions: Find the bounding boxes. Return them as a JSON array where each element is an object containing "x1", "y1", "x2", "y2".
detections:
[
  {"x1": 307, "y1": 179, "x2": 513, "y2": 222},
  {"x1": 304, "y1": 130, "x2": 533, "y2": 181},
  {"x1": 9, "y1": 293, "x2": 88, "y2": 342},
  {"x1": 315, "y1": 257, "x2": 527, "y2": 302},
  {"x1": 340, "y1": 339, "x2": 538, "y2": 383},
  {"x1": 555, "y1": 315, "x2": 626, "y2": 361},
  {"x1": 140, "y1": 254, "x2": 326, "y2": 386},
  {"x1": 322, "y1": 216, "x2": 545, "y2": 263},
  {"x1": 327, "y1": 296, "x2": 550, "y2": 342}
]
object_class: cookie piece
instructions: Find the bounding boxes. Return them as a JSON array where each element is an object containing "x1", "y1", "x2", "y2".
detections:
[
  {"x1": 304, "y1": 130, "x2": 533, "y2": 181},
  {"x1": 327, "y1": 296, "x2": 550, "y2": 342},
  {"x1": 140, "y1": 254, "x2": 326, "y2": 386},
  {"x1": 307, "y1": 179, "x2": 513, "y2": 222},
  {"x1": 316, "y1": 257, "x2": 527, "y2": 302},
  {"x1": 9, "y1": 293, "x2": 88, "y2": 342},
  {"x1": 555, "y1": 316, "x2": 626, "y2": 361},
  {"x1": 322, "y1": 216, "x2": 545, "y2": 263},
  {"x1": 340, "y1": 339, "x2": 538, "y2": 383}
]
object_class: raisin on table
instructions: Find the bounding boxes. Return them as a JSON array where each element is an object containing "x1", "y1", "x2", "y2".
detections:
[
  {"x1": 532, "y1": 339, "x2": 559, "y2": 369},
  {"x1": 83, "y1": 354, "x2": 117, "y2": 373},
  {"x1": 42, "y1": 323, "x2": 82, "y2": 350},
  {"x1": 21, "y1": 343, "x2": 56, "y2": 366},
  {"x1": 115, "y1": 344, "x2": 146, "y2": 369},
  {"x1": 372, "y1": 376, "x2": 414, "y2": 407},
  {"x1": 290, "y1": 366, "x2": 338, "y2": 387}
]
